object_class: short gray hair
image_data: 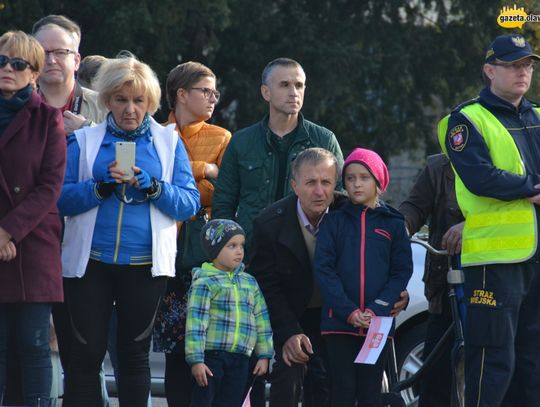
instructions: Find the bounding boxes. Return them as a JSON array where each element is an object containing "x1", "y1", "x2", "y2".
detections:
[
  {"x1": 32, "y1": 15, "x2": 81, "y2": 51},
  {"x1": 291, "y1": 148, "x2": 339, "y2": 181},
  {"x1": 261, "y1": 57, "x2": 303, "y2": 85}
]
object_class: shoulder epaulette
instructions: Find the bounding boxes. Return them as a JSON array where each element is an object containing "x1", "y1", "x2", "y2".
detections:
[{"x1": 451, "y1": 97, "x2": 480, "y2": 114}]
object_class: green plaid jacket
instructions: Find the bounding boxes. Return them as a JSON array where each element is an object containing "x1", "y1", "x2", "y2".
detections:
[{"x1": 185, "y1": 262, "x2": 274, "y2": 365}]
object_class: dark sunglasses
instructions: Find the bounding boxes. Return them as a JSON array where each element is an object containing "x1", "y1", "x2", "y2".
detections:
[{"x1": 0, "y1": 55, "x2": 34, "y2": 71}]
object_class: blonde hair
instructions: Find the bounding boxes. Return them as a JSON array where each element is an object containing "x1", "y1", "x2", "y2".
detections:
[
  {"x1": 94, "y1": 56, "x2": 161, "y2": 114},
  {"x1": 0, "y1": 31, "x2": 45, "y2": 74}
]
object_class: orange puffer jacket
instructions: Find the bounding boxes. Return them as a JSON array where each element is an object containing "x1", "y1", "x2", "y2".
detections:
[{"x1": 166, "y1": 112, "x2": 231, "y2": 217}]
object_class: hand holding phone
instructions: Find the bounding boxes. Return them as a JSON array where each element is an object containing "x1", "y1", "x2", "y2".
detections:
[
  {"x1": 115, "y1": 142, "x2": 136, "y2": 181},
  {"x1": 134, "y1": 167, "x2": 152, "y2": 189}
]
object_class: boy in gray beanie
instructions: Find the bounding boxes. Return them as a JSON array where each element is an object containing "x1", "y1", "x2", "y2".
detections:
[
  {"x1": 185, "y1": 219, "x2": 274, "y2": 406},
  {"x1": 200, "y1": 219, "x2": 246, "y2": 263}
]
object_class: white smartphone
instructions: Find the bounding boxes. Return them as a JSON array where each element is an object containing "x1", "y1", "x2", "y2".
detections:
[{"x1": 115, "y1": 142, "x2": 136, "y2": 181}]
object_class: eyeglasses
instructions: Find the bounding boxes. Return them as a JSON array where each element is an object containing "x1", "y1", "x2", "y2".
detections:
[
  {"x1": 44, "y1": 49, "x2": 76, "y2": 60},
  {"x1": 190, "y1": 87, "x2": 220, "y2": 101},
  {"x1": 0, "y1": 55, "x2": 34, "y2": 71},
  {"x1": 491, "y1": 61, "x2": 536, "y2": 72}
]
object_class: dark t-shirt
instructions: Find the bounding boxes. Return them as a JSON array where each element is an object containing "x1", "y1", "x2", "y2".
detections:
[{"x1": 270, "y1": 127, "x2": 297, "y2": 201}]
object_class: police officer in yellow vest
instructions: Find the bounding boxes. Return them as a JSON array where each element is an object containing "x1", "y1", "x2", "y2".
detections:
[{"x1": 439, "y1": 35, "x2": 540, "y2": 407}]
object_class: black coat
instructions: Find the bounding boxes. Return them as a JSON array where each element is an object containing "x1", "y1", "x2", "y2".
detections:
[
  {"x1": 248, "y1": 192, "x2": 346, "y2": 346},
  {"x1": 398, "y1": 154, "x2": 464, "y2": 314}
]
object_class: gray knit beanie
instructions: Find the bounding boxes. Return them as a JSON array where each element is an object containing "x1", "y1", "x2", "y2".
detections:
[{"x1": 200, "y1": 219, "x2": 245, "y2": 261}]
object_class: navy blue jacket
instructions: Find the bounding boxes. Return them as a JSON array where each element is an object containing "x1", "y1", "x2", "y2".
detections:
[{"x1": 314, "y1": 200, "x2": 413, "y2": 335}]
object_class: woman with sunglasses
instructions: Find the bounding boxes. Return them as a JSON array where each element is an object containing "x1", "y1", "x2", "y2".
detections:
[
  {"x1": 152, "y1": 62, "x2": 231, "y2": 407},
  {"x1": 58, "y1": 55, "x2": 200, "y2": 406},
  {"x1": 0, "y1": 31, "x2": 66, "y2": 406}
]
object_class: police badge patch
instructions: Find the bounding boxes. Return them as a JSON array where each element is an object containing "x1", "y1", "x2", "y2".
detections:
[
  {"x1": 511, "y1": 36, "x2": 526, "y2": 48},
  {"x1": 448, "y1": 124, "x2": 469, "y2": 152}
]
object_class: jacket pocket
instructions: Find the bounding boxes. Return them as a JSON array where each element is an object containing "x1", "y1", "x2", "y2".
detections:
[
  {"x1": 238, "y1": 160, "x2": 265, "y2": 190},
  {"x1": 424, "y1": 255, "x2": 448, "y2": 301},
  {"x1": 374, "y1": 228, "x2": 392, "y2": 240}
]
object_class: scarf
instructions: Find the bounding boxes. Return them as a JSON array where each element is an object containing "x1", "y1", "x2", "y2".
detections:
[
  {"x1": 106, "y1": 112, "x2": 151, "y2": 141},
  {"x1": 0, "y1": 85, "x2": 32, "y2": 137}
]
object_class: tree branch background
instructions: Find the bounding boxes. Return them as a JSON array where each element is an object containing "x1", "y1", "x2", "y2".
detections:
[{"x1": 1, "y1": 0, "x2": 538, "y2": 159}]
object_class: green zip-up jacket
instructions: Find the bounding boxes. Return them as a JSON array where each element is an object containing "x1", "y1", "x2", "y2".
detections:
[
  {"x1": 213, "y1": 114, "x2": 343, "y2": 254},
  {"x1": 185, "y1": 262, "x2": 274, "y2": 365}
]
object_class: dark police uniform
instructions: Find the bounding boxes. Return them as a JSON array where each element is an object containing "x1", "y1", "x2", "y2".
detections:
[{"x1": 444, "y1": 86, "x2": 540, "y2": 407}]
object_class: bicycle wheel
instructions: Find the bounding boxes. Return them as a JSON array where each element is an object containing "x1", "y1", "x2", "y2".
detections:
[{"x1": 395, "y1": 321, "x2": 428, "y2": 406}]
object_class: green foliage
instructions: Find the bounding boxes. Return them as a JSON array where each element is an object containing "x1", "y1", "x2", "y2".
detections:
[
  {"x1": 0, "y1": 0, "x2": 525, "y2": 157},
  {"x1": 213, "y1": 0, "x2": 505, "y2": 157}
]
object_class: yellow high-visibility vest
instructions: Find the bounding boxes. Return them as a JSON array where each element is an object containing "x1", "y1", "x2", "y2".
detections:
[{"x1": 438, "y1": 103, "x2": 537, "y2": 266}]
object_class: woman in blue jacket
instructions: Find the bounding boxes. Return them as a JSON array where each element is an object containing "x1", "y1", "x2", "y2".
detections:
[
  {"x1": 58, "y1": 56, "x2": 200, "y2": 406},
  {"x1": 315, "y1": 148, "x2": 412, "y2": 407}
]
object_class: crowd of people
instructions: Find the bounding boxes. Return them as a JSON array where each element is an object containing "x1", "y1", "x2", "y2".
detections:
[{"x1": 0, "y1": 12, "x2": 539, "y2": 407}]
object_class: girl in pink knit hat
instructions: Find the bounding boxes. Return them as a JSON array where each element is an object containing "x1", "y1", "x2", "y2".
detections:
[{"x1": 314, "y1": 147, "x2": 413, "y2": 406}]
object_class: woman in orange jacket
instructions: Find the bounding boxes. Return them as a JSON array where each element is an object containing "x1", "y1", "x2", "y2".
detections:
[{"x1": 153, "y1": 61, "x2": 231, "y2": 407}]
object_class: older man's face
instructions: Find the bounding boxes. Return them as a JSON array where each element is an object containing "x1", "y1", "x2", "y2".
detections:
[
  {"x1": 34, "y1": 26, "x2": 80, "y2": 87},
  {"x1": 291, "y1": 160, "x2": 337, "y2": 223}
]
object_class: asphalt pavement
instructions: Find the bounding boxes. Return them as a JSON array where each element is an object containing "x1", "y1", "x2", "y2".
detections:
[
  {"x1": 110, "y1": 398, "x2": 168, "y2": 406},
  {"x1": 56, "y1": 398, "x2": 168, "y2": 406}
]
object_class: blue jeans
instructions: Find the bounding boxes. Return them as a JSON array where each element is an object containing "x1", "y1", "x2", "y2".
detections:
[
  {"x1": 0, "y1": 303, "x2": 52, "y2": 406},
  {"x1": 190, "y1": 351, "x2": 250, "y2": 407}
]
